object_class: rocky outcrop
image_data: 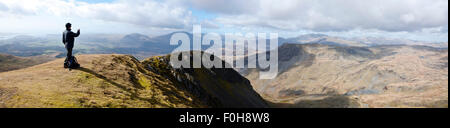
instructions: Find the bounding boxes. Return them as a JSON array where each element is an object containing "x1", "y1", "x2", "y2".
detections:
[{"x1": 143, "y1": 51, "x2": 268, "y2": 108}]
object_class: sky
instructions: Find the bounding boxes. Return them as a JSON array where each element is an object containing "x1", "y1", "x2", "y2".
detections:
[{"x1": 0, "y1": 0, "x2": 448, "y2": 42}]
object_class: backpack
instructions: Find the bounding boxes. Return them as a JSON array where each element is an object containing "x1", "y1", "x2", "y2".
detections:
[{"x1": 64, "y1": 56, "x2": 80, "y2": 70}]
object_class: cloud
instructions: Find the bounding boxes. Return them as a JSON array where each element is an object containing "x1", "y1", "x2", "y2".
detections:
[
  {"x1": 199, "y1": 20, "x2": 220, "y2": 29},
  {"x1": 0, "y1": 2, "x2": 8, "y2": 12},
  {"x1": 0, "y1": 0, "x2": 193, "y2": 29},
  {"x1": 0, "y1": 0, "x2": 447, "y2": 42},
  {"x1": 75, "y1": 0, "x2": 194, "y2": 29},
  {"x1": 198, "y1": 0, "x2": 448, "y2": 33},
  {"x1": 189, "y1": 0, "x2": 259, "y2": 15}
]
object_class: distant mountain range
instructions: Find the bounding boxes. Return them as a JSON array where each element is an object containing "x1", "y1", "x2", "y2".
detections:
[
  {"x1": 0, "y1": 32, "x2": 447, "y2": 60},
  {"x1": 281, "y1": 34, "x2": 448, "y2": 48},
  {"x1": 236, "y1": 43, "x2": 448, "y2": 108}
]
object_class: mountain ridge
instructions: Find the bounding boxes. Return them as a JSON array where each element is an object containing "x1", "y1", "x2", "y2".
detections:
[
  {"x1": 237, "y1": 43, "x2": 448, "y2": 108},
  {"x1": 1, "y1": 33, "x2": 447, "y2": 61},
  {"x1": 0, "y1": 53, "x2": 267, "y2": 108},
  {"x1": 0, "y1": 53, "x2": 56, "y2": 72}
]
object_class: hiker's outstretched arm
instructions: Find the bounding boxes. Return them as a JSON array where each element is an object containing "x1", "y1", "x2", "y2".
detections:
[
  {"x1": 67, "y1": 31, "x2": 80, "y2": 37},
  {"x1": 67, "y1": 30, "x2": 80, "y2": 38},
  {"x1": 74, "y1": 29, "x2": 80, "y2": 37}
]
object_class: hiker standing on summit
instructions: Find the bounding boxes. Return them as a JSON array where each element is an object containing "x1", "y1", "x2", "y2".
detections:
[{"x1": 62, "y1": 23, "x2": 80, "y2": 69}]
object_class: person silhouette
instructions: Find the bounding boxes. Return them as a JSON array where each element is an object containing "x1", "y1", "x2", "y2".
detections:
[{"x1": 62, "y1": 23, "x2": 80, "y2": 69}]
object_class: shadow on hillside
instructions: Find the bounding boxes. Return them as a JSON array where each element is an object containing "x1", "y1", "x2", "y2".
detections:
[
  {"x1": 75, "y1": 67, "x2": 170, "y2": 107},
  {"x1": 266, "y1": 95, "x2": 360, "y2": 108}
]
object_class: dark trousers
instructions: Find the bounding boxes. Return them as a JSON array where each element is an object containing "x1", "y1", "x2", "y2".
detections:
[{"x1": 65, "y1": 43, "x2": 73, "y2": 60}]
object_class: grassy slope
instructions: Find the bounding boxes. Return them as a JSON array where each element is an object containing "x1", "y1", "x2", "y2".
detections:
[
  {"x1": 0, "y1": 54, "x2": 205, "y2": 108},
  {"x1": 0, "y1": 53, "x2": 267, "y2": 108},
  {"x1": 0, "y1": 54, "x2": 56, "y2": 72}
]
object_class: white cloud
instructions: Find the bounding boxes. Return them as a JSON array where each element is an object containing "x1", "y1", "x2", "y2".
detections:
[
  {"x1": 189, "y1": 0, "x2": 259, "y2": 14},
  {"x1": 0, "y1": 0, "x2": 447, "y2": 42},
  {"x1": 202, "y1": 0, "x2": 448, "y2": 33},
  {"x1": 0, "y1": 0, "x2": 193, "y2": 29}
]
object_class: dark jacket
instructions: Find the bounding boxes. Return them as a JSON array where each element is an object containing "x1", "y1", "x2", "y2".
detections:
[{"x1": 62, "y1": 29, "x2": 80, "y2": 48}]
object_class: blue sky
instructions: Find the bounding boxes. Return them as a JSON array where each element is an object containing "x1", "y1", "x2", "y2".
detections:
[
  {"x1": 0, "y1": 0, "x2": 448, "y2": 42},
  {"x1": 190, "y1": 8, "x2": 216, "y2": 22}
]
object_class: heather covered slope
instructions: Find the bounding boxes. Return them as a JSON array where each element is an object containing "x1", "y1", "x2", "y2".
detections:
[
  {"x1": 0, "y1": 54, "x2": 267, "y2": 108},
  {"x1": 238, "y1": 44, "x2": 448, "y2": 108},
  {"x1": 0, "y1": 53, "x2": 56, "y2": 72}
]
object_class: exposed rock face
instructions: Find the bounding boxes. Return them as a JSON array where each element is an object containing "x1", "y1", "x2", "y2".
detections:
[{"x1": 143, "y1": 51, "x2": 268, "y2": 108}]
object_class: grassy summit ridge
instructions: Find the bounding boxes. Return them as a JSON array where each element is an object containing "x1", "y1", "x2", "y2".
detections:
[{"x1": 0, "y1": 53, "x2": 267, "y2": 108}]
